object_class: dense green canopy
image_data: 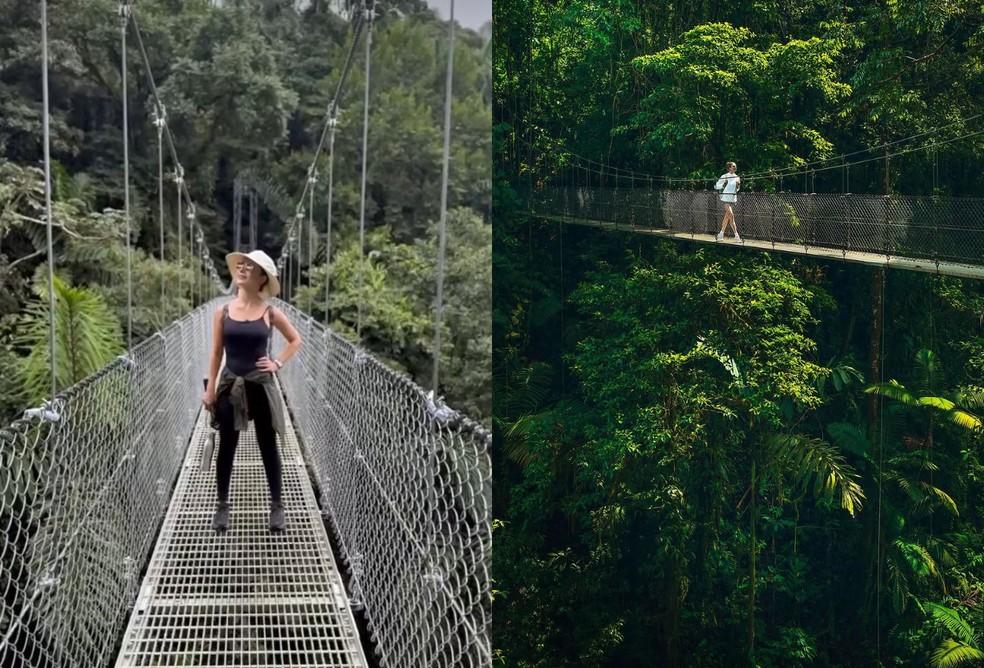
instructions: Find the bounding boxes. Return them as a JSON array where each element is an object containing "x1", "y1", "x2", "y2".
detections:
[
  {"x1": 0, "y1": 0, "x2": 491, "y2": 424},
  {"x1": 494, "y1": 1, "x2": 984, "y2": 665}
]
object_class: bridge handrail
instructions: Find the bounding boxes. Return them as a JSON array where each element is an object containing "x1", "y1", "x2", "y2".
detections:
[
  {"x1": 0, "y1": 299, "x2": 217, "y2": 666},
  {"x1": 532, "y1": 185, "x2": 984, "y2": 269},
  {"x1": 274, "y1": 300, "x2": 492, "y2": 667}
]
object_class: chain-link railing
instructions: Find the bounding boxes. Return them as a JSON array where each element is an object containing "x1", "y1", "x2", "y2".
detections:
[
  {"x1": 0, "y1": 299, "x2": 218, "y2": 667},
  {"x1": 533, "y1": 185, "x2": 984, "y2": 268},
  {"x1": 273, "y1": 302, "x2": 492, "y2": 668}
]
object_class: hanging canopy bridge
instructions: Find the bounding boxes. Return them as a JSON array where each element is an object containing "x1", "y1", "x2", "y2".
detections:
[
  {"x1": 1, "y1": 1, "x2": 490, "y2": 667},
  {"x1": 531, "y1": 149, "x2": 984, "y2": 280}
]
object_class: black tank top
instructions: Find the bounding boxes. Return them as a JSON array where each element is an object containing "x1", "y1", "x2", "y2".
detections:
[{"x1": 222, "y1": 304, "x2": 272, "y2": 376}]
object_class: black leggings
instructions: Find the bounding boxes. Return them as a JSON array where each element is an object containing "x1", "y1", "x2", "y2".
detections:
[{"x1": 215, "y1": 381, "x2": 282, "y2": 504}]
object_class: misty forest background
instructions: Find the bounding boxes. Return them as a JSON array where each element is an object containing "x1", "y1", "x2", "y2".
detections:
[
  {"x1": 0, "y1": 0, "x2": 491, "y2": 425},
  {"x1": 494, "y1": 1, "x2": 984, "y2": 666}
]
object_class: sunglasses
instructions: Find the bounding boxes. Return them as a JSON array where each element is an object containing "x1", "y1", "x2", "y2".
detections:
[{"x1": 235, "y1": 261, "x2": 257, "y2": 272}]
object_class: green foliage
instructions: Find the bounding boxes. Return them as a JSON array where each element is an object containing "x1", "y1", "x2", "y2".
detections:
[
  {"x1": 866, "y1": 379, "x2": 983, "y2": 431},
  {"x1": 494, "y1": 0, "x2": 984, "y2": 664},
  {"x1": 15, "y1": 275, "x2": 123, "y2": 405},
  {"x1": 930, "y1": 639, "x2": 984, "y2": 668},
  {"x1": 767, "y1": 434, "x2": 864, "y2": 516},
  {"x1": 297, "y1": 209, "x2": 491, "y2": 422},
  {"x1": 0, "y1": 1, "x2": 491, "y2": 423},
  {"x1": 925, "y1": 603, "x2": 984, "y2": 668},
  {"x1": 629, "y1": 23, "x2": 848, "y2": 171}
]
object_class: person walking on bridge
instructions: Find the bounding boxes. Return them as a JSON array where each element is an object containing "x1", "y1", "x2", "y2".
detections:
[
  {"x1": 714, "y1": 161, "x2": 742, "y2": 242},
  {"x1": 202, "y1": 249, "x2": 303, "y2": 533}
]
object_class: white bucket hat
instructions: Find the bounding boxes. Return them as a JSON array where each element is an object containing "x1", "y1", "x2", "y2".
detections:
[{"x1": 225, "y1": 250, "x2": 280, "y2": 299}]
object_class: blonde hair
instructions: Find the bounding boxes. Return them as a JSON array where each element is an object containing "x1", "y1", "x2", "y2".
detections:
[{"x1": 726, "y1": 161, "x2": 737, "y2": 170}]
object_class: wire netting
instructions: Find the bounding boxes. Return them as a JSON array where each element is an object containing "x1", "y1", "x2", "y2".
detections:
[
  {"x1": 273, "y1": 302, "x2": 492, "y2": 668},
  {"x1": 0, "y1": 300, "x2": 215, "y2": 667},
  {"x1": 533, "y1": 185, "x2": 984, "y2": 267}
]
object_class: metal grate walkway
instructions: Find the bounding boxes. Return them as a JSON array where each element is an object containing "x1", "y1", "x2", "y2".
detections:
[{"x1": 114, "y1": 387, "x2": 367, "y2": 667}]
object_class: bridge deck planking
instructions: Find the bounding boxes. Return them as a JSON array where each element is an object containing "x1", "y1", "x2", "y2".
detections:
[
  {"x1": 114, "y1": 388, "x2": 367, "y2": 668},
  {"x1": 541, "y1": 214, "x2": 984, "y2": 280}
]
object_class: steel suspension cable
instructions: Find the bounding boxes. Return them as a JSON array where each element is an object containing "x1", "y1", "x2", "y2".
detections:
[
  {"x1": 120, "y1": 1, "x2": 133, "y2": 351},
  {"x1": 233, "y1": 177, "x2": 242, "y2": 253},
  {"x1": 357, "y1": 0, "x2": 374, "y2": 339},
  {"x1": 875, "y1": 268, "x2": 887, "y2": 662},
  {"x1": 176, "y1": 166, "x2": 183, "y2": 299},
  {"x1": 249, "y1": 190, "x2": 257, "y2": 251},
  {"x1": 191, "y1": 214, "x2": 197, "y2": 305},
  {"x1": 277, "y1": 10, "x2": 366, "y2": 278},
  {"x1": 324, "y1": 117, "x2": 337, "y2": 325},
  {"x1": 190, "y1": 217, "x2": 196, "y2": 305},
  {"x1": 431, "y1": 0, "x2": 454, "y2": 393},
  {"x1": 564, "y1": 118, "x2": 984, "y2": 186},
  {"x1": 308, "y1": 171, "x2": 315, "y2": 313},
  {"x1": 295, "y1": 221, "x2": 301, "y2": 298},
  {"x1": 128, "y1": 5, "x2": 225, "y2": 290},
  {"x1": 154, "y1": 104, "x2": 165, "y2": 305},
  {"x1": 40, "y1": 0, "x2": 56, "y2": 399}
]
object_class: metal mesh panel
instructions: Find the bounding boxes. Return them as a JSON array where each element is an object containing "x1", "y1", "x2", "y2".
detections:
[
  {"x1": 534, "y1": 186, "x2": 984, "y2": 271},
  {"x1": 0, "y1": 300, "x2": 218, "y2": 667},
  {"x1": 273, "y1": 303, "x2": 492, "y2": 668}
]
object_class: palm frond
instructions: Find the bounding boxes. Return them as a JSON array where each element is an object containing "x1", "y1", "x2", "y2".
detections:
[
  {"x1": 930, "y1": 640, "x2": 984, "y2": 668},
  {"x1": 502, "y1": 414, "x2": 542, "y2": 467},
  {"x1": 15, "y1": 275, "x2": 123, "y2": 404},
  {"x1": 865, "y1": 380, "x2": 918, "y2": 405},
  {"x1": 826, "y1": 422, "x2": 870, "y2": 460},
  {"x1": 920, "y1": 396, "x2": 956, "y2": 411},
  {"x1": 886, "y1": 557, "x2": 911, "y2": 613},
  {"x1": 918, "y1": 482, "x2": 960, "y2": 517},
  {"x1": 894, "y1": 539, "x2": 940, "y2": 581},
  {"x1": 769, "y1": 434, "x2": 865, "y2": 516},
  {"x1": 915, "y1": 348, "x2": 940, "y2": 393},
  {"x1": 942, "y1": 409, "x2": 982, "y2": 431},
  {"x1": 925, "y1": 602, "x2": 979, "y2": 647}
]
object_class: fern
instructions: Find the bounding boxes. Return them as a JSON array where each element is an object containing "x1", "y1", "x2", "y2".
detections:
[
  {"x1": 15, "y1": 275, "x2": 124, "y2": 404},
  {"x1": 930, "y1": 640, "x2": 984, "y2": 668},
  {"x1": 926, "y1": 603, "x2": 978, "y2": 645},
  {"x1": 768, "y1": 434, "x2": 865, "y2": 516}
]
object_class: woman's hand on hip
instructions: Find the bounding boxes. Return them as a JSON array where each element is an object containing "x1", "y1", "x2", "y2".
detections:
[{"x1": 257, "y1": 356, "x2": 279, "y2": 373}]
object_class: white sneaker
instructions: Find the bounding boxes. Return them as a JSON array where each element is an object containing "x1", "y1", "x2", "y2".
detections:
[
  {"x1": 734, "y1": 234, "x2": 742, "y2": 243},
  {"x1": 715, "y1": 232, "x2": 724, "y2": 241}
]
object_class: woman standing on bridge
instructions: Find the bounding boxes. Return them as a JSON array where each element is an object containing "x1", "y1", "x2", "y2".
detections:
[
  {"x1": 201, "y1": 250, "x2": 303, "y2": 533},
  {"x1": 715, "y1": 161, "x2": 742, "y2": 242}
]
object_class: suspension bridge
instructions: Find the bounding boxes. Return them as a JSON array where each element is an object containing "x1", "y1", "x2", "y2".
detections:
[
  {"x1": 532, "y1": 149, "x2": 984, "y2": 280},
  {"x1": 0, "y1": 1, "x2": 491, "y2": 667}
]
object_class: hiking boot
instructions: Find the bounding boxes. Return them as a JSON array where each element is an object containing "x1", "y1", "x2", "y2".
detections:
[
  {"x1": 270, "y1": 502, "x2": 286, "y2": 533},
  {"x1": 212, "y1": 502, "x2": 230, "y2": 532}
]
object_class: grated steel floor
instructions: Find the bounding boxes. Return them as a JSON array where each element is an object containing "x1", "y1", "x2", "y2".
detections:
[{"x1": 114, "y1": 393, "x2": 367, "y2": 667}]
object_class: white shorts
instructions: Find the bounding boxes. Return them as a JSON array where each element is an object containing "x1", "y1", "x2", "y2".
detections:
[{"x1": 719, "y1": 193, "x2": 737, "y2": 204}]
